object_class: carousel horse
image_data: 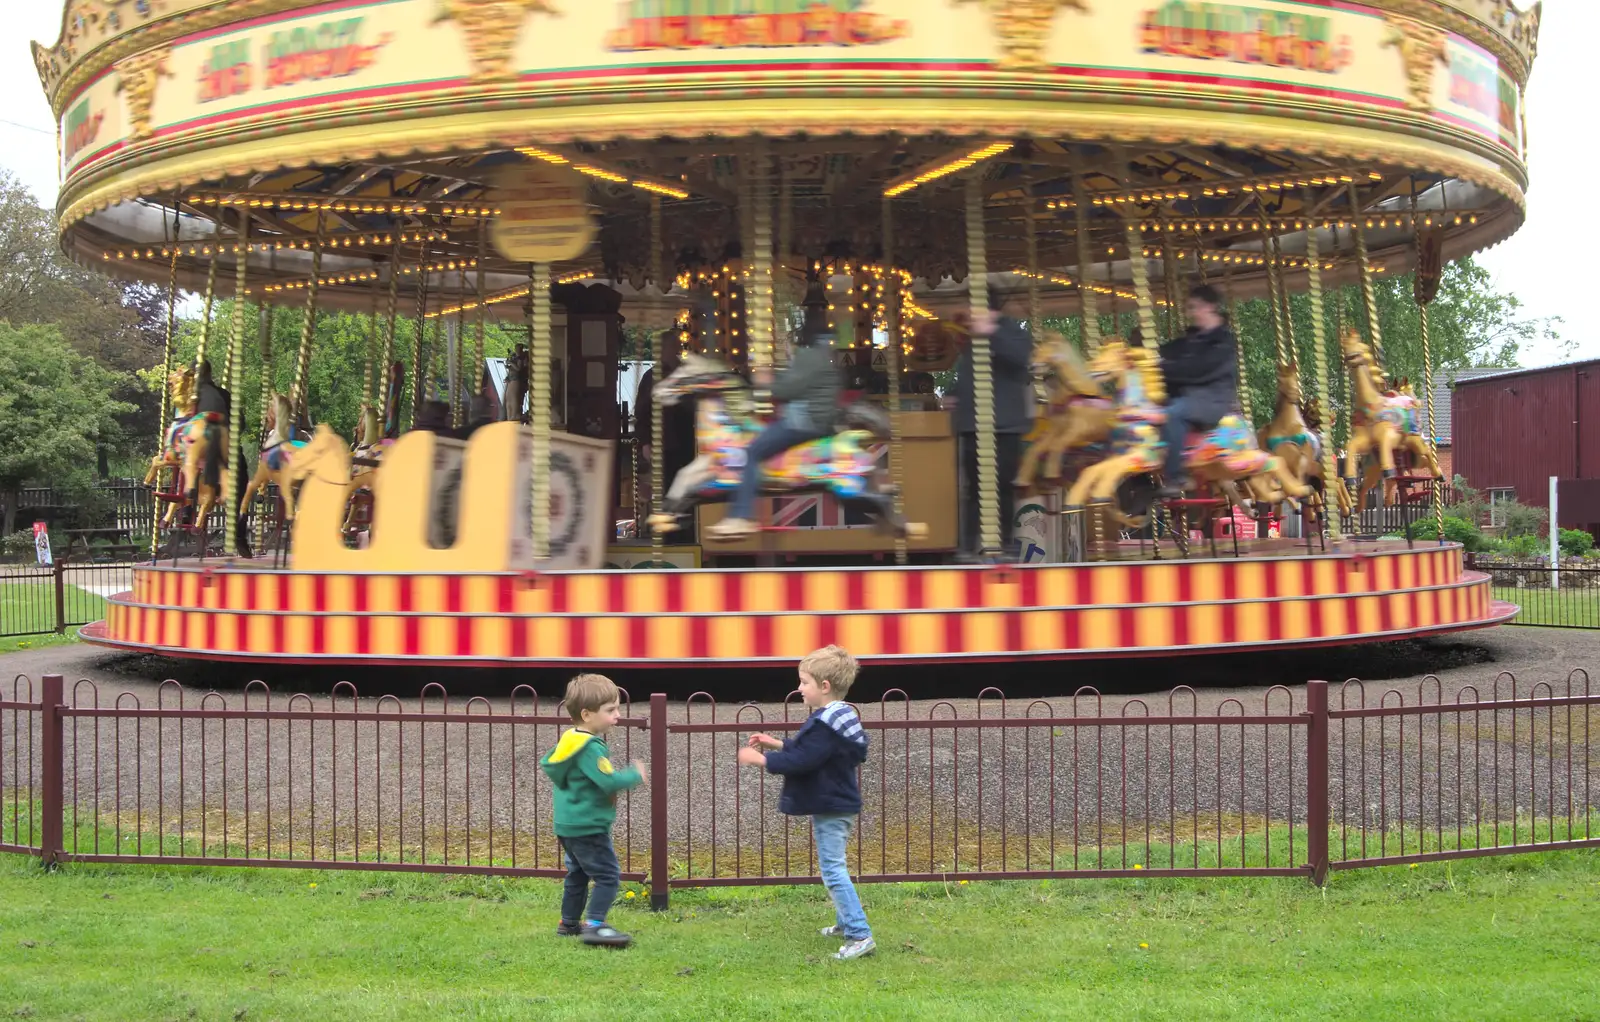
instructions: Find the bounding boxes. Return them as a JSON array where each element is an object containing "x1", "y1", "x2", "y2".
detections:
[
  {"x1": 141, "y1": 367, "x2": 203, "y2": 501},
  {"x1": 143, "y1": 366, "x2": 230, "y2": 528},
  {"x1": 240, "y1": 393, "x2": 309, "y2": 524},
  {"x1": 1258, "y1": 361, "x2": 1335, "y2": 521},
  {"x1": 646, "y1": 352, "x2": 918, "y2": 537},
  {"x1": 1340, "y1": 329, "x2": 1442, "y2": 508},
  {"x1": 344, "y1": 402, "x2": 395, "y2": 532},
  {"x1": 1301, "y1": 395, "x2": 1355, "y2": 518},
  {"x1": 1065, "y1": 340, "x2": 1306, "y2": 522},
  {"x1": 1014, "y1": 330, "x2": 1115, "y2": 492}
]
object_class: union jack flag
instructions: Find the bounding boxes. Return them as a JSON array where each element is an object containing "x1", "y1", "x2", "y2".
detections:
[{"x1": 767, "y1": 445, "x2": 886, "y2": 529}]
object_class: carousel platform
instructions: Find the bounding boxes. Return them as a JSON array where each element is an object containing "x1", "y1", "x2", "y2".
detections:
[{"x1": 81, "y1": 541, "x2": 1515, "y2": 668}]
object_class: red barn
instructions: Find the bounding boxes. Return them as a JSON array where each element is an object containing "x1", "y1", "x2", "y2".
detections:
[{"x1": 1451, "y1": 359, "x2": 1600, "y2": 535}]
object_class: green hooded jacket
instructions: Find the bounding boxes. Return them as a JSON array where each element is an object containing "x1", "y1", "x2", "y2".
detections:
[{"x1": 540, "y1": 729, "x2": 644, "y2": 837}]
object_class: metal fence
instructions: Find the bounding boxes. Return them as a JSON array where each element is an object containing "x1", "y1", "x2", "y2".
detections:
[
  {"x1": 4, "y1": 672, "x2": 1595, "y2": 900},
  {"x1": 1466, "y1": 556, "x2": 1600, "y2": 629},
  {"x1": 0, "y1": 555, "x2": 143, "y2": 639}
]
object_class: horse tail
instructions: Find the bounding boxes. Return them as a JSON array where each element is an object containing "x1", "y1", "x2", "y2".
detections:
[{"x1": 202, "y1": 421, "x2": 225, "y2": 491}]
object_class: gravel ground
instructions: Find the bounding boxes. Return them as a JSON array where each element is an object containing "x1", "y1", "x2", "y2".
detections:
[{"x1": 2, "y1": 626, "x2": 1596, "y2": 874}]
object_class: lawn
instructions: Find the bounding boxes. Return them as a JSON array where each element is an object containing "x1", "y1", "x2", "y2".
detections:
[
  {"x1": 0, "y1": 580, "x2": 105, "y2": 653},
  {"x1": 0, "y1": 851, "x2": 1596, "y2": 1021},
  {"x1": 1494, "y1": 584, "x2": 1600, "y2": 628}
]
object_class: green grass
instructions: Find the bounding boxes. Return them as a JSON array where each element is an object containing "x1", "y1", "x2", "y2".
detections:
[
  {"x1": 0, "y1": 850, "x2": 1598, "y2": 1021},
  {"x1": 1494, "y1": 584, "x2": 1600, "y2": 628},
  {"x1": 0, "y1": 581, "x2": 104, "y2": 652}
]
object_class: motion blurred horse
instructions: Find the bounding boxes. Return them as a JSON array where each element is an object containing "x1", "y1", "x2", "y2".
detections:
[{"x1": 648, "y1": 352, "x2": 921, "y2": 538}]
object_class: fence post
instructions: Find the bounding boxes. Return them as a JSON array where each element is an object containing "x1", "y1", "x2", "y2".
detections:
[
  {"x1": 649, "y1": 692, "x2": 670, "y2": 911},
  {"x1": 52, "y1": 559, "x2": 67, "y2": 635},
  {"x1": 1306, "y1": 679, "x2": 1330, "y2": 886},
  {"x1": 39, "y1": 674, "x2": 64, "y2": 868}
]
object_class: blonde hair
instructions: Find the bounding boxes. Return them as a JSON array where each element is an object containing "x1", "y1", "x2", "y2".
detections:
[
  {"x1": 564, "y1": 673, "x2": 621, "y2": 722},
  {"x1": 800, "y1": 645, "x2": 859, "y2": 698}
]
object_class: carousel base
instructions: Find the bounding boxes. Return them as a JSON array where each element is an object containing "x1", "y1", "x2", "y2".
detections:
[{"x1": 81, "y1": 541, "x2": 1515, "y2": 668}]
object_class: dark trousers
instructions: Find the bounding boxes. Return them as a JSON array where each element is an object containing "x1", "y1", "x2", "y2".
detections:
[
  {"x1": 730, "y1": 422, "x2": 823, "y2": 519},
  {"x1": 1161, "y1": 393, "x2": 1230, "y2": 482},
  {"x1": 559, "y1": 832, "x2": 621, "y2": 925},
  {"x1": 959, "y1": 432, "x2": 1022, "y2": 557}
]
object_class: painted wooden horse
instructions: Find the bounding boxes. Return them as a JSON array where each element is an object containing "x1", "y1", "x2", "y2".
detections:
[
  {"x1": 1258, "y1": 360, "x2": 1337, "y2": 522},
  {"x1": 646, "y1": 352, "x2": 920, "y2": 538},
  {"x1": 1340, "y1": 329, "x2": 1441, "y2": 508},
  {"x1": 1065, "y1": 340, "x2": 1306, "y2": 522},
  {"x1": 1014, "y1": 330, "x2": 1117, "y2": 493},
  {"x1": 241, "y1": 393, "x2": 309, "y2": 523}
]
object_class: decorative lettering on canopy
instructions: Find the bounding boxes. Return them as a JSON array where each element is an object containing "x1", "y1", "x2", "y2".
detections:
[
  {"x1": 1139, "y1": 2, "x2": 1352, "y2": 74},
  {"x1": 199, "y1": 40, "x2": 252, "y2": 103},
  {"x1": 1448, "y1": 46, "x2": 1519, "y2": 141},
  {"x1": 604, "y1": 0, "x2": 909, "y2": 51},
  {"x1": 265, "y1": 18, "x2": 390, "y2": 89},
  {"x1": 63, "y1": 98, "x2": 104, "y2": 163}
]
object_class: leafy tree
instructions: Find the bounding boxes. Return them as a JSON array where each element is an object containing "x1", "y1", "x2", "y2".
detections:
[
  {"x1": 0, "y1": 170, "x2": 175, "y2": 474},
  {"x1": 0, "y1": 323, "x2": 133, "y2": 533}
]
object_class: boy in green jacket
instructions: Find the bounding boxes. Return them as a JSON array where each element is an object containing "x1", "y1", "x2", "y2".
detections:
[{"x1": 540, "y1": 674, "x2": 647, "y2": 947}]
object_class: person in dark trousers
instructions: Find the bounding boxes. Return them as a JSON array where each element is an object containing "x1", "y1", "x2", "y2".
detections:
[
  {"x1": 540, "y1": 673, "x2": 648, "y2": 948},
  {"x1": 738, "y1": 645, "x2": 875, "y2": 961},
  {"x1": 1156, "y1": 284, "x2": 1240, "y2": 495},
  {"x1": 707, "y1": 326, "x2": 841, "y2": 540},
  {"x1": 954, "y1": 291, "x2": 1034, "y2": 559}
]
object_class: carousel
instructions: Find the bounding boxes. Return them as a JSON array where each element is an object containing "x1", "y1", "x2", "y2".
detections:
[{"x1": 39, "y1": 0, "x2": 1531, "y2": 667}]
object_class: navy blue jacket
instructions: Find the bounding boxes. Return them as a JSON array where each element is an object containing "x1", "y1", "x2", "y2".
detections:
[{"x1": 764, "y1": 702, "x2": 869, "y2": 816}]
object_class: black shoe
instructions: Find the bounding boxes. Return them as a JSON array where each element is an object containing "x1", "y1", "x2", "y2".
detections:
[
  {"x1": 580, "y1": 923, "x2": 632, "y2": 948},
  {"x1": 1153, "y1": 486, "x2": 1185, "y2": 500},
  {"x1": 556, "y1": 920, "x2": 582, "y2": 937}
]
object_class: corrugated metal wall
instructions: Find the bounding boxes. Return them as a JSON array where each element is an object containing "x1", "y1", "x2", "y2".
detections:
[{"x1": 1452, "y1": 361, "x2": 1598, "y2": 528}]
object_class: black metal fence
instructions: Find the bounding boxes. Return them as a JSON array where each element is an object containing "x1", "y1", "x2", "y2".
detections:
[{"x1": 1466, "y1": 555, "x2": 1600, "y2": 630}]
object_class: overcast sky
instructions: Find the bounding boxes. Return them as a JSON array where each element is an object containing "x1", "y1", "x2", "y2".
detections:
[{"x1": 1, "y1": 2, "x2": 1584, "y2": 368}]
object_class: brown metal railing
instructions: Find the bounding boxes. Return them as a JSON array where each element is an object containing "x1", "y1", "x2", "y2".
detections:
[{"x1": 2, "y1": 672, "x2": 1596, "y2": 904}]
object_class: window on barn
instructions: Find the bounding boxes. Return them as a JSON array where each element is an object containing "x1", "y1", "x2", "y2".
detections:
[{"x1": 1488, "y1": 488, "x2": 1516, "y2": 528}]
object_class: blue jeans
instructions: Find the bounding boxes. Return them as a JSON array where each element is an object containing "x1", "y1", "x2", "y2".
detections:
[
  {"x1": 729, "y1": 422, "x2": 822, "y2": 520},
  {"x1": 1161, "y1": 395, "x2": 1225, "y2": 483},
  {"x1": 559, "y1": 832, "x2": 621, "y2": 925},
  {"x1": 814, "y1": 813, "x2": 871, "y2": 940}
]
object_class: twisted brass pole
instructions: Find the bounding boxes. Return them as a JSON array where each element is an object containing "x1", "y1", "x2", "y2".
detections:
[
  {"x1": 379, "y1": 236, "x2": 401, "y2": 432},
  {"x1": 253, "y1": 251, "x2": 276, "y2": 555},
  {"x1": 1224, "y1": 267, "x2": 1252, "y2": 424},
  {"x1": 529, "y1": 263, "x2": 552, "y2": 560},
  {"x1": 193, "y1": 250, "x2": 219, "y2": 369},
  {"x1": 150, "y1": 229, "x2": 181, "y2": 559},
  {"x1": 884, "y1": 196, "x2": 907, "y2": 565},
  {"x1": 474, "y1": 220, "x2": 488, "y2": 405},
  {"x1": 1347, "y1": 182, "x2": 1385, "y2": 368},
  {"x1": 1073, "y1": 174, "x2": 1101, "y2": 353},
  {"x1": 288, "y1": 211, "x2": 327, "y2": 417},
  {"x1": 1304, "y1": 214, "x2": 1341, "y2": 542},
  {"x1": 223, "y1": 219, "x2": 249, "y2": 558},
  {"x1": 650, "y1": 196, "x2": 665, "y2": 568},
  {"x1": 410, "y1": 244, "x2": 428, "y2": 426},
  {"x1": 966, "y1": 174, "x2": 999, "y2": 555}
]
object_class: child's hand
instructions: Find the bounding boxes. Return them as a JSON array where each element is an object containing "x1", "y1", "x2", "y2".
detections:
[
  {"x1": 736, "y1": 747, "x2": 767, "y2": 768},
  {"x1": 633, "y1": 760, "x2": 648, "y2": 784},
  {"x1": 747, "y1": 733, "x2": 783, "y2": 751}
]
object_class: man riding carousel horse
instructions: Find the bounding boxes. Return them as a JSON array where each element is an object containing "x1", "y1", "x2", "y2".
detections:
[
  {"x1": 1155, "y1": 284, "x2": 1242, "y2": 499},
  {"x1": 706, "y1": 284, "x2": 844, "y2": 540}
]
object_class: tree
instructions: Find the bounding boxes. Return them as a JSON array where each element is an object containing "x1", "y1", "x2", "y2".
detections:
[
  {"x1": 0, "y1": 170, "x2": 175, "y2": 474},
  {"x1": 0, "y1": 323, "x2": 134, "y2": 534}
]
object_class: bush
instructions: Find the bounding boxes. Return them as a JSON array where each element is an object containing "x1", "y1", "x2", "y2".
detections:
[
  {"x1": 1500, "y1": 501, "x2": 1546, "y2": 539},
  {"x1": 1440, "y1": 515, "x2": 1483, "y2": 551},
  {"x1": 1560, "y1": 528, "x2": 1596, "y2": 558},
  {"x1": 1498, "y1": 534, "x2": 1543, "y2": 558}
]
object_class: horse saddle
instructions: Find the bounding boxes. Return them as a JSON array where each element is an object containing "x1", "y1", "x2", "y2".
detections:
[{"x1": 1184, "y1": 414, "x2": 1270, "y2": 473}]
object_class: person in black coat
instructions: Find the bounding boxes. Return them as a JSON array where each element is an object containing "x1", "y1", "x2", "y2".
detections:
[
  {"x1": 1157, "y1": 284, "x2": 1240, "y2": 494},
  {"x1": 953, "y1": 291, "x2": 1035, "y2": 558}
]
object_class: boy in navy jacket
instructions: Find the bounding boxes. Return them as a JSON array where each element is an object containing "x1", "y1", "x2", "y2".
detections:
[{"x1": 738, "y1": 645, "x2": 874, "y2": 960}]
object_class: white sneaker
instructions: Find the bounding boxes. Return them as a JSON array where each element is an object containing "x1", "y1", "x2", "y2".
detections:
[{"x1": 833, "y1": 937, "x2": 876, "y2": 960}]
